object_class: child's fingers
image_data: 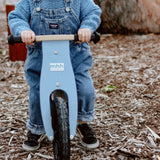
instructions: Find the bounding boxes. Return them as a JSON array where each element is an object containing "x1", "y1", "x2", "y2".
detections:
[
  {"x1": 78, "y1": 31, "x2": 86, "y2": 42},
  {"x1": 21, "y1": 30, "x2": 35, "y2": 45},
  {"x1": 78, "y1": 29, "x2": 91, "y2": 42}
]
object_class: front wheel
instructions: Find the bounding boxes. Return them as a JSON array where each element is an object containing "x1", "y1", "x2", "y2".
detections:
[{"x1": 51, "y1": 94, "x2": 70, "y2": 160}]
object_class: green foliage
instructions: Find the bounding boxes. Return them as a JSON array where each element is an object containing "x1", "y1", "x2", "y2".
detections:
[{"x1": 102, "y1": 85, "x2": 116, "y2": 92}]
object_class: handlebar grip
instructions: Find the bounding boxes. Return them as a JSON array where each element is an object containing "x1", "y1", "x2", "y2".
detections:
[
  {"x1": 8, "y1": 35, "x2": 23, "y2": 45},
  {"x1": 8, "y1": 32, "x2": 100, "y2": 45},
  {"x1": 74, "y1": 32, "x2": 100, "y2": 44}
]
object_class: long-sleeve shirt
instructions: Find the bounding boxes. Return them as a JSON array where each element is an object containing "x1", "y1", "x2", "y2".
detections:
[{"x1": 8, "y1": 0, "x2": 101, "y2": 36}]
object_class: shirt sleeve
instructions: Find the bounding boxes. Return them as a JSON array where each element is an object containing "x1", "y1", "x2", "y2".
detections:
[
  {"x1": 8, "y1": 0, "x2": 32, "y2": 36},
  {"x1": 79, "y1": 0, "x2": 102, "y2": 33}
]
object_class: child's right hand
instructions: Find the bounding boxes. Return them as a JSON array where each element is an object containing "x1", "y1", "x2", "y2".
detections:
[{"x1": 21, "y1": 30, "x2": 35, "y2": 45}]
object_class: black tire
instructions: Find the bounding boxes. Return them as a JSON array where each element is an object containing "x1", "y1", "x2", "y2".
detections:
[{"x1": 51, "y1": 95, "x2": 70, "y2": 160}]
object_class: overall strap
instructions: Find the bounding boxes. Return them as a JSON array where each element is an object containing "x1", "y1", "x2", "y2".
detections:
[
  {"x1": 33, "y1": 0, "x2": 41, "y2": 8},
  {"x1": 64, "y1": 0, "x2": 72, "y2": 11}
]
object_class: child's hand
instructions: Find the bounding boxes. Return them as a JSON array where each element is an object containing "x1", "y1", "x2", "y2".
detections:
[
  {"x1": 21, "y1": 30, "x2": 35, "y2": 45},
  {"x1": 78, "y1": 28, "x2": 91, "y2": 42}
]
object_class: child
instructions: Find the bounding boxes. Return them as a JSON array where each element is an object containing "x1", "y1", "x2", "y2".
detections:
[{"x1": 9, "y1": 0, "x2": 101, "y2": 151}]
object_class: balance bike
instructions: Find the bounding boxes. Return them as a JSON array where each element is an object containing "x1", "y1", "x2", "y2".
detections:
[{"x1": 8, "y1": 32, "x2": 100, "y2": 160}]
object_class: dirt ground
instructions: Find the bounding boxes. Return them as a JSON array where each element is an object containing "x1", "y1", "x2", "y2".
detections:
[{"x1": 0, "y1": 11, "x2": 160, "y2": 160}]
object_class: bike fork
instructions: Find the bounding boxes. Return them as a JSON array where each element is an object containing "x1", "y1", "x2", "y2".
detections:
[{"x1": 40, "y1": 40, "x2": 78, "y2": 141}]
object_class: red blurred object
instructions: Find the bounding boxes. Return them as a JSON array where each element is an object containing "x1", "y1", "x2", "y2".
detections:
[{"x1": 6, "y1": 5, "x2": 27, "y2": 61}]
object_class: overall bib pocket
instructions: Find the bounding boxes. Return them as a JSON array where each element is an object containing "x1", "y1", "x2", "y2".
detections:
[{"x1": 44, "y1": 18, "x2": 65, "y2": 35}]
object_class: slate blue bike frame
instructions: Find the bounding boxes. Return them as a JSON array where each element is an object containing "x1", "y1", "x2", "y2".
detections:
[
  {"x1": 40, "y1": 37, "x2": 77, "y2": 141},
  {"x1": 8, "y1": 33, "x2": 100, "y2": 142}
]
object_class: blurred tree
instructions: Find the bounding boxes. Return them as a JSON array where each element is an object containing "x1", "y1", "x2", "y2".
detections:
[{"x1": 95, "y1": 0, "x2": 160, "y2": 34}]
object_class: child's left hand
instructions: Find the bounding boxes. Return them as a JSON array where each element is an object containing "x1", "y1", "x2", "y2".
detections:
[{"x1": 78, "y1": 28, "x2": 91, "y2": 42}]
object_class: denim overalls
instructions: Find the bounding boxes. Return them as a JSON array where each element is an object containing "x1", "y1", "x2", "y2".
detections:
[{"x1": 25, "y1": 0, "x2": 96, "y2": 135}]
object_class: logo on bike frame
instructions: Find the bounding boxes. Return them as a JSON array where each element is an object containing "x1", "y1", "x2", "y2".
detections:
[{"x1": 50, "y1": 63, "x2": 64, "y2": 71}]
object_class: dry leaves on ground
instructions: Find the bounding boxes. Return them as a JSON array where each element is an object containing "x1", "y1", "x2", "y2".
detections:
[
  {"x1": 0, "y1": 10, "x2": 160, "y2": 159},
  {"x1": 0, "y1": 34, "x2": 160, "y2": 160}
]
